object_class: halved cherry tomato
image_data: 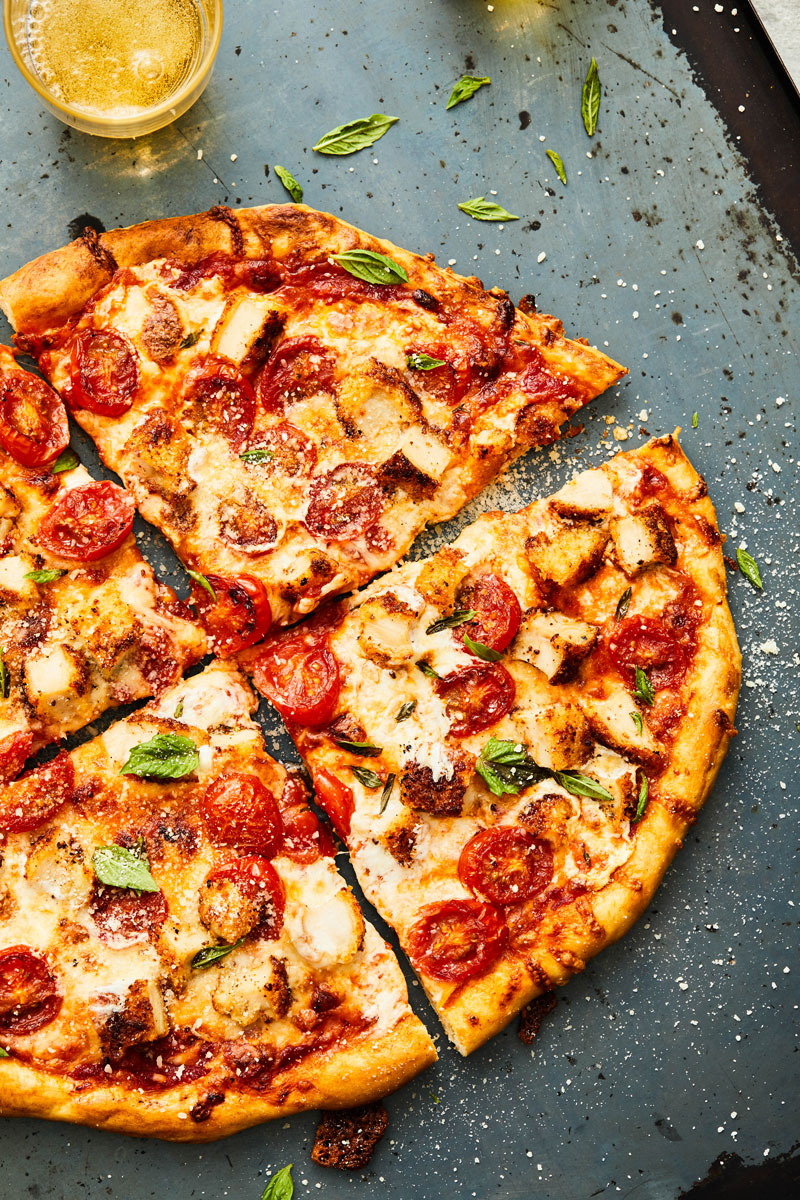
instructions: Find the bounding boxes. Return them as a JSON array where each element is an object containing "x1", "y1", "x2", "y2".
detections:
[
  {"x1": 252, "y1": 634, "x2": 340, "y2": 727},
  {"x1": 458, "y1": 826, "x2": 554, "y2": 906},
  {"x1": 436, "y1": 664, "x2": 516, "y2": 738},
  {"x1": 0, "y1": 365, "x2": 69, "y2": 467},
  {"x1": 457, "y1": 573, "x2": 521, "y2": 656},
  {"x1": 201, "y1": 771, "x2": 284, "y2": 858},
  {"x1": 407, "y1": 899, "x2": 509, "y2": 982},
  {"x1": 90, "y1": 886, "x2": 169, "y2": 945},
  {"x1": 312, "y1": 769, "x2": 354, "y2": 841},
  {"x1": 0, "y1": 946, "x2": 62, "y2": 1035},
  {"x1": 37, "y1": 480, "x2": 135, "y2": 562},
  {"x1": 191, "y1": 573, "x2": 271, "y2": 657},
  {"x1": 304, "y1": 463, "x2": 386, "y2": 542},
  {"x1": 0, "y1": 752, "x2": 74, "y2": 833},
  {"x1": 205, "y1": 855, "x2": 285, "y2": 940},
  {"x1": 0, "y1": 730, "x2": 34, "y2": 784},
  {"x1": 607, "y1": 615, "x2": 690, "y2": 692},
  {"x1": 279, "y1": 774, "x2": 336, "y2": 862},
  {"x1": 244, "y1": 422, "x2": 317, "y2": 477},
  {"x1": 257, "y1": 335, "x2": 335, "y2": 412},
  {"x1": 69, "y1": 329, "x2": 139, "y2": 417},
  {"x1": 182, "y1": 356, "x2": 255, "y2": 452}
]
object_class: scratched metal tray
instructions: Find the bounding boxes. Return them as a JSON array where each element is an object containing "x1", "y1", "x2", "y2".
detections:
[{"x1": 1, "y1": 2, "x2": 798, "y2": 1197}]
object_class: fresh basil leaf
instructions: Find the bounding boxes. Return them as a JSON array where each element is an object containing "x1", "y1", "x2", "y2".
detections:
[
  {"x1": 632, "y1": 667, "x2": 655, "y2": 707},
  {"x1": 350, "y1": 765, "x2": 383, "y2": 789},
  {"x1": 463, "y1": 633, "x2": 503, "y2": 662},
  {"x1": 0, "y1": 649, "x2": 8, "y2": 700},
  {"x1": 417, "y1": 661, "x2": 441, "y2": 679},
  {"x1": 476, "y1": 738, "x2": 549, "y2": 797},
  {"x1": 187, "y1": 570, "x2": 216, "y2": 600},
  {"x1": 313, "y1": 113, "x2": 398, "y2": 155},
  {"x1": 191, "y1": 939, "x2": 244, "y2": 969},
  {"x1": 335, "y1": 739, "x2": 382, "y2": 757},
  {"x1": 396, "y1": 700, "x2": 417, "y2": 722},
  {"x1": 553, "y1": 770, "x2": 614, "y2": 804},
  {"x1": 119, "y1": 733, "x2": 200, "y2": 780},
  {"x1": 630, "y1": 711, "x2": 644, "y2": 735},
  {"x1": 458, "y1": 197, "x2": 519, "y2": 222},
  {"x1": 51, "y1": 448, "x2": 79, "y2": 474},
  {"x1": 582, "y1": 57, "x2": 601, "y2": 137},
  {"x1": 407, "y1": 352, "x2": 446, "y2": 371},
  {"x1": 634, "y1": 773, "x2": 649, "y2": 822},
  {"x1": 261, "y1": 1164, "x2": 294, "y2": 1200},
  {"x1": 430, "y1": 1089, "x2": 440, "y2": 1104},
  {"x1": 379, "y1": 772, "x2": 396, "y2": 813},
  {"x1": 24, "y1": 568, "x2": 67, "y2": 583},
  {"x1": 737, "y1": 547, "x2": 763, "y2": 591},
  {"x1": 546, "y1": 149, "x2": 567, "y2": 185},
  {"x1": 274, "y1": 164, "x2": 303, "y2": 203},
  {"x1": 425, "y1": 609, "x2": 477, "y2": 635},
  {"x1": 615, "y1": 587, "x2": 632, "y2": 621},
  {"x1": 446, "y1": 74, "x2": 491, "y2": 110},
  {"x1": 0, "y1": 1047, "x2": 9, "y2": 1058},
  {"x1": 92, "y1": 844, "x2": 159, "y2": 892},
  {"x1": 179, "y1": 330, "x2": 202, "y2": 350},
  {"x1": 331, "y1": 249, "x2": 408, "y2": 285},
  {"x1": 174, "y1": 700, "x2": 184, "y2": 720},
  {"x1": 692, "y1": 411, "x2": 698, "y2": 428},
  {"x1": 240, "y1": 448, "x2": 275, "y2": 463}
]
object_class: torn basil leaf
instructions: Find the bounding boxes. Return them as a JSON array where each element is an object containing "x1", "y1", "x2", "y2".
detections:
[
  {"x1": 476, "y1": 738, "x2": 549, "y2": 797},
  {"x1": 463, "y1": 633, "x2": 503, "y2": 662},
  {"x1": 632, "y1": 667, "x2": 655, "y2": 707},
  {"x1": 458, "y1": 197, "x2": 519, "y2": 222},
  {"x1": 615, "y1": 586, "x2": 632, "y2": 621},
  {"x1": 634, "y1": 773, "x2": 649, "y2": 822},
  {"x1": 313, "y1": 113, "x2": 398, "y2": 155},
  {"x1": 331, "y1": 249, "x2": 408, "y2": 285},
  {"x1": 417, "y1": 661, "x2": 441, "y2": 679},
  {"x1": 546, "y1": 149, "x2": 567, "y2": 185},
  {"x1": 240, "y1": 448, "x2": 275, "y2": 463},
  {"x1": 119, "y1": 733, "x2": 200, "y2": 780},
  {"x1": 274, "y1": 164, "x2": 303, "y2": 202},
  {"x1": 0, "y1": 1047, "x2": 9, "y2": 1058},
  {"x1": 446, "y1": 74, "x2": 491, "y2": 110},
  {"x1": 261, "y1": 1165, "x2": 294, "y2": 1200},
  {"x1": 407, "y1": 352, "x2": 446, "y2": 371},
  {"x1": 179, "y1": 330, "x2": 202, "y2": 350},
  {"x1": 92, "y1": 844, "x2": 159, "y2": 893},
  {"x1": 350, "y1": 765, "x2": 383, "y2": 789},
  {"x1": 24, "y1": 568, "x2": 67, "y2": 583},
  {"x1": 335, "y1": 739, "x2": 382, "y2": 757},
  {"x1": 582, "y1": 57, "x2": 601, "y2": 137},
  {"x1": 174, "y1": 700, "x2": 184, "y2": 720},
  {"x1": 425, "y1": 609, "x2": 477, "y2": 635},
  {"x1": 692, "y1": 411, "x2": 698, "y2": 428},
  {"x1": 737, "y1": 547, "x2": 763, "y2": 590},
  {"x1": 630, "y1": 711, "x2": 644, "y2": 735},
  {"x1": 187, "y1": 569, "x2": 216, "y2": 600},
  {"x1": 51, "y1": 448, "x2": 79, "y2": 474},
  {"x1": 379, "y1": 773, "x2": 396, "y2": 813},
  {"x1": 396, "y1": 700, "x2": 417, "y2": 722},
  {"x1": 191, "y1": 939, "x2": 245, "y2": 969},
  {"x1": 553, "y1": 770, "x2": 614, "y2": 804}
]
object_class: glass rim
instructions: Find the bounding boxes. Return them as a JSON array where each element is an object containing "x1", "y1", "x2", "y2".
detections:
[{"x1": 2, "y1": 0, "x2": 224, "y2": 132}]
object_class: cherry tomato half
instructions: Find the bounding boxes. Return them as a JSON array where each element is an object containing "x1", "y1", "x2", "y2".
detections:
[
  {"x1": 205, "y1": 856, "x2": 285, "y2": 940},
  {"x1": 182, "y1": 356, "x2": 255, "y2": 453},
  {"x1": 436, "y1": 664, "x2": 516, "y2": 738},
  {"x1": 244, "y1": 422, "x2": 317, "y2": 478},
  {"x1": 407, "y1": 899, "x2": 509, "y2": 983},
  {"x1": 0, "y1": 752, "x2": 74, "y2": 833},
  {"x1": 279, "y1": 775, "x2": 336, "y2": 863},
  {"x1": 0, "y1": 730, "x2": 34, "y2": 784},
  {"x1": 458, "y1": 826, "x2": 554, "y2": 906},
  {"x1": 69, "y1": 329, "x2": 139, "y2": 417},
  {"x1": 37, "y1": 480, "x2": 135, "y2": 562},
  {"x1": 304, "y1": 463, "x2": 386, "y2": 542},
  {"x1": 0, "y1": 946, "x2": 62, "y2": 1035},
  {"x1": 457, "y1": 573, "x2": 521, "y2": 657},
  {"x1": 257, "y1": 336, "x2": 335, "y2": 412},
  {"x1": 313, "y1": 769, "x2": 354, "y2": 841},
  {"x1": 191, "y1": 573, "x2": 271, "y2": 657},
  {"x1": 607, "y1": 615, "x2": 689, "y2": 692},
  {"x1": 252, "y1": 635, "x2": 341, "y2": 727},
  {"x1": 201, "y1": 771, "x2": 284, "y2": 859},
  {"x1": 0, "y1": 364, "x2": 69, "y2": 467}
]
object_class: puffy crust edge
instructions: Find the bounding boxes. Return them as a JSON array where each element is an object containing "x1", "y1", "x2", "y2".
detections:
[{"x1": 0, "y1": 1012, "x2": 436, "y2": 1142}]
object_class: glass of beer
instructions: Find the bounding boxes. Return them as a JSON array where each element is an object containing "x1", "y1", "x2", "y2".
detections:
[{"x1": 3, "y1": 0, "x2": 223, "y2": 137}]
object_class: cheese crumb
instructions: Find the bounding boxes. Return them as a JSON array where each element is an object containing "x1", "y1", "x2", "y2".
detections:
[{"x1": 758, "y1": 640, "x2": 779, "y2": 655}]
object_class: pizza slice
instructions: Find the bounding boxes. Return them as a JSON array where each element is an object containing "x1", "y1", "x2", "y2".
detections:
[
  {"x1": 247, "y1": 434, "x2": 740, "y2": 1054},
  {"x1": 0, "y1": 661, "x2": 435, "y2": 1140},
  {"x1": 0, "y1": 346, "x2": 206, "y2": 781},
  {"x1": 0, "y1": 204, "x2": 625, "y2": 647}
]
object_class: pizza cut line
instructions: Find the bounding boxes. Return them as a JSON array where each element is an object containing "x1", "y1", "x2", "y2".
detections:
[{"x1": 247, "y1": 434, "x2": 741, "y2": 1055}]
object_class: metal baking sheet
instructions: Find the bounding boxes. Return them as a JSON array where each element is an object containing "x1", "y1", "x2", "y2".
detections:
[{"x1": 1, "y1": 1, "x2": 798, "y2": 1196}]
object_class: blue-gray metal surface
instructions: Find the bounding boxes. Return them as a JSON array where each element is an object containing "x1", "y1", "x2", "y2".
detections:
[{"x1": 0, "y1": 2, "x2": 797, "y2": 1197}]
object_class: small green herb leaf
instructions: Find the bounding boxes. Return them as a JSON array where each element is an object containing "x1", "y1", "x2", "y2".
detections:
[
  {"x1": 692, "y1": 411, "x2": 698, "y2": 428},
  {"x1": 737, "y1": 547, "x2": 763, "y2": 591},
  {"x1": 313, "y1": 113, "x2": 398, "y2": 155},
  {"x1": 552, "y1": 770, "x2": 614, "y2": 804},
  {"x1": 475, "y1": 738, "x2": 549, "y2": 797},
  {"x1": 458, "y1": 197, "x2": 519, "y2": 222},
  {"x1": 174, "y1": 700, "x2": 184, "y2": 720},
  {"x1": 407, "y1": 352, "x2": 446, "y2": 371},
  {"x1": 425, "y1": 609, "x2": 477, "y2": 635},
  {"x1": 632, "y1": 667, "x2": 655, "y2": 707},
  {"x1": 51, "y1": 448, "x2": 79, "y2": 474},
  {"x1": 261, "y1": 1164, "x2": 294, "y2": 1200},
  {"x1": 119, "y1": 733, "x2": 200, "y2": 780},
  {"x1": 191, "y1": 939, "x2": 245, "y2": 969},
  {"x1": 350, "y1": 765, "x2": 383, "y2": 789},
  {"x1": 630, "y1": 711, "x2": 644, "y2": 735},
  {"x1": 396, "y1": 700, "x2": 417, "y2": 722},
  {"x1": 24, "y1": 568, "x2": 67, "y2": 583},
  {"x1": 0, "y1": 649, "x2": 9, "y2": 700},
  {"x1": 582, "y1": 57, "x2": 601, "y2": 137},
  {"x1": 615, "y1": 586, "x2": 632, "y2": 621},
  {"x1": 446, "y1": 74, "x2": 491, "y2": 110},
  {"x1": 546, "y1": 149, "x2": 567, "y2": 185},
  {"x1": 274, "y1": 164, "x2": 303, "y2": 203},
  {"x1": 240, "y1": 448, "x2": 275, "y2": 463},
  {"x1": 463, "y1": 633, "x2": 503, "y2": 661},
  {"x1": 379, "y1": 772, "x2": 396, "y2": 813},
  {"x1": 335, "y1": 739, "x2": 382, "y2": 757},
  {"x1": 179, "y1": 330, "x2": 202, "y2": 350},
  {"x1": 583, "y1": 847, "x2": 592, "y2": 867},
  {"x1": 92, "y1": 844, "x2": 159, "y2": 892},
  {"x1": 430, "y1": 1089, "x2": 441, "y2": 1103},
  {"x1": 187, "y1": 570, "x2": 216, "y2": 600},
  {"x1": 0, "y1": 1047, "x2": 10, "y2": 1058},
  {"x1": 417, "y1": 661, "x2": 441, "y2": 679},
  {"x1": 331, "y1": 249, "x2": 408, "y2": 285},
  {"x1": 634, "y1": 773, "x2": 649, "y2": 822}
]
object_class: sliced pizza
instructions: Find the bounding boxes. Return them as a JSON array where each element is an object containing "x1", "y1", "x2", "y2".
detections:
[
  {"x1": 247, "y1": 434, "x2": 740, "y2": 1054},
  {"x1": 0, "y1": 661, "x2": 435, "y2": 1140},
  {"x1": 0, "y1": 204, "x2": 625, "y2": 645},
  {"x1": 0, "y1": 346, "x2": 205, "y2": 780}
]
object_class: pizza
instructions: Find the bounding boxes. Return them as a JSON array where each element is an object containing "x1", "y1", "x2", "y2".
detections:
[
  {"x1": 0, "y1": 661, "x2": 435, "y2": 1140},
  {"x1": 246, "y1": 434, "x2": 740, "y2": 1054},
  {"x1": 0, "y1": 204, "x2": 625, "y2": 645},
  {"x1": 0, "y1": 346, "x2": 206, "y2": 782}
]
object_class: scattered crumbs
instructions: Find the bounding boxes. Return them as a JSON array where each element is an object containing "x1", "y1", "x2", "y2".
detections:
[
  {"x1": 734, "y1": 501, "x2": 745, "y2": 513},
  {"x1": 758, "y1": 640, "x2": 779, "y2": 655},
  {"x1": 196, "y1": 149, "x2": 203, "y2": 160},
  {"x1": 537, "y1": 251, "x2": 547, "y2": 263},
  {"x1": 696, "y1": 239, "x2": 705, "y2": 250},
  {"x1": 230, "y1": 153, "x2": 237, "y2": 162}
]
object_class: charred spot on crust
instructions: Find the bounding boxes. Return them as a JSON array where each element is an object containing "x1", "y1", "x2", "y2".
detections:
[
  {"x1": 190, "y1": 1090, "x2": 225, "y2": 1123},
  {"x1": 411, "y1": 288, "x2": 439, "y2": 311},
  {"x1": 495, "y1": 295, "x2": 516, "y2": 330},
  {"x1": 311, "y1": 1103, "x2": 389, "y2": 1171},
  {"x1": 516, "y1": 406, "x2": 559, "y2": 448},
  {"x1": 518, "y1": 992, "x2": 558, "y2": 1044},
  {"x1": 79, "y1": 225, "x2": 118, "y2": 275},
  {"x1": 518, "y1": 293, "x2": 537, "y2": 315},
  {"x1": 376, "y1": 450, "x2": 437, "y2": 500},
  {"x1": 208, "y1": 204, "x2": 244, "y2": 257}
]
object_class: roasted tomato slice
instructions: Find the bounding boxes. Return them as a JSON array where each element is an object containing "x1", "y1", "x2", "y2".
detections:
[
  {"x1": 457, "y1": 573, "x2": 521, "y2": 656},
  {"x1": 0, "y1": 946, "x2": 62, "y2": 1035},
  {"x1": 107, "y1": 1031, "x2": 211, "y2": 1090},
  {"x1": 279, "y1": 775, "x2": 336, "y2": 862},
  {"x1": 244, "y1": 422, "x2": 317, "y2": 477},
  {"x1": 0, "y1": 752, "x2": 74, "y2": 833},
  {"x1": 191, "y1": 573, "x2": 271, "y2": 656},
  {"x1": 407, "y1": 899, "x2": 509, "y2": 982},
  {"x1": 90, "y1": 885, "x2": 169, "y2": 945},
  {"x1": 201, "y1": 771, "x2": 284, "y2": 859},
  {"x1": 304, "y1": 463, "x2": 386, "y2": 542},
  {"x1": 37, "y1": 479, "x2": 135, "y2": 562},
  {"x1": 436, "y1": 664, "x2": 516, "y2": 738},
  {"x1": 204, "y1": 855, "x2": 285, "y2": 940},
  {"x1": 312, "y1": 768, "x2": 354, "y2": 841},
  {"x1": 405, "y1": 346, "x2": 470, "y2": 406},
  {"x1": 458, "y1": 827, "x2": 554, "y2": 906},
  {"x1": 607, "y1": 615, "x2": 690, "y2": 691},
  {"x1": 69, "y1": 328, "x2": 139, "y2": 417},
  {"x1": 0, "y1": 363, "x2": 69, "y2": 467},
  {"x1": 252, "y1": 634, "x2": 341, "y2": 727},
  {"x1": 0, "y1": 730, "x2": 34, "y2": 784},
  {"x1": 182, "y1": 356, "x2": 256, "y2": 452},
  {"x1": 257, "y1": 336, "x2": 335, "y2": 412}
]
